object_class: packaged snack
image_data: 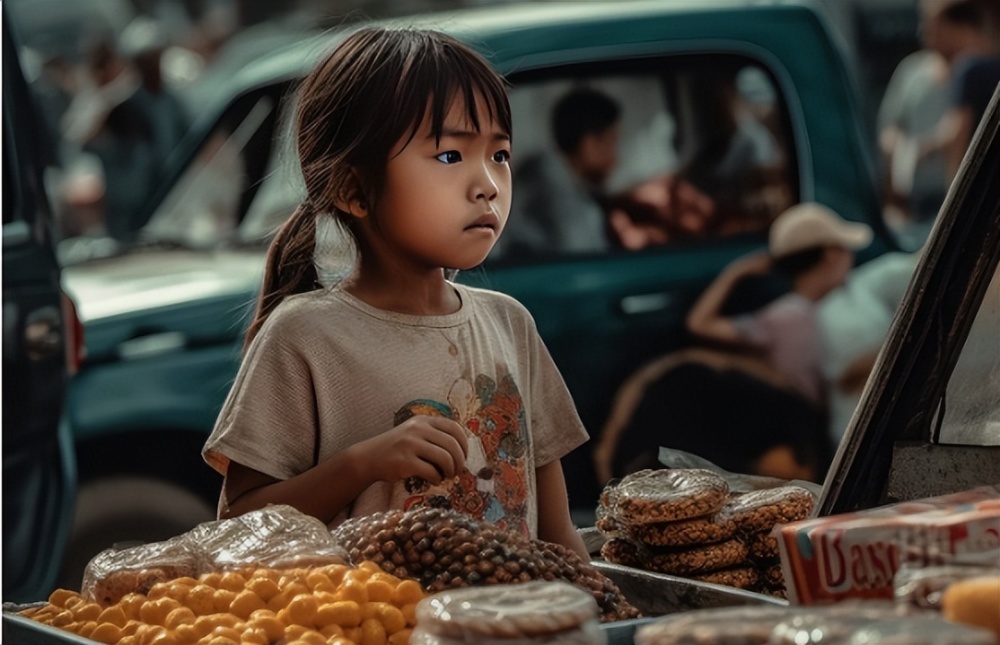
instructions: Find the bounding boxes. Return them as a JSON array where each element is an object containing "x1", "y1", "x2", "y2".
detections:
[
  {"x1": 776, "y1": 486, "x2": 1000, "y2": 604},
  {"x1": 893, "y1": 557, "x2": 1000, "y2": 610},
  {"x1": 846, "y1": 614, "x2": 998, "y2": 644},
  {"x1": 80, "y1": 504, "x2": 348, "y2": 605},
  {"x1": 410, "y1": 580, "x2": 606, "y2": 644}
]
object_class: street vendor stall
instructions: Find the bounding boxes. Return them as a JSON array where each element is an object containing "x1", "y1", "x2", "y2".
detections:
[{"x1": 4, "y1": 4, "x2": 999, "y2": 644}]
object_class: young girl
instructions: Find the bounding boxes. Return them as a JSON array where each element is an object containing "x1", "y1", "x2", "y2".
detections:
[{"x1": 202, "y1": 26, "x2": 591, "y2": 559}]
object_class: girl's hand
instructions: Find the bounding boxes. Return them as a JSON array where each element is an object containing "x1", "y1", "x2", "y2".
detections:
[{"x1": 361, "y1": 415, "x2": 469, "y2": 485}]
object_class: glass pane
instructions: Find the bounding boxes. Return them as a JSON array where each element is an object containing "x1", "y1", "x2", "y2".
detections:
[
  {"x1": 938, "y1": 263, "x2": 1000, "y2": 446},
  {"x1": 491, "y1": 54, "x2": 795, "y2": 260}
]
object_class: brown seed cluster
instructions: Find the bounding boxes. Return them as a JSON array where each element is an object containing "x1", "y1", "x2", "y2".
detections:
[{"x1": 331, "y1": 506, "x2": 641, "y2": 623}]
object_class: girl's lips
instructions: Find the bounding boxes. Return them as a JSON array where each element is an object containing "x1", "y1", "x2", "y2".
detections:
[{"x1": 466, "y1": 212, "x2": 500, "y2": 230}]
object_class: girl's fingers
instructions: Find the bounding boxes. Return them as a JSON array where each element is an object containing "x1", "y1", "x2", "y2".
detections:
[{"x1": 425, "y1": 417, "x2": 469, "y2": 458}]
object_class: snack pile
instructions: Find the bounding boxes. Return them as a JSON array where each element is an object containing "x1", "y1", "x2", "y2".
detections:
[
  {"x1": 20, "y1": 561, "x2": 422, "y2": 645},
  {"x1": 331, "y1": 505, "x2": 641, "y2": 623},
  {"x1": 596, "y1": 468, "x2": 814, "y2": 597}
]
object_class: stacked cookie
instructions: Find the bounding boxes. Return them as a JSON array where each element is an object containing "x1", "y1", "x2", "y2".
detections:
[{"x1": 597, "y1": 469, "x2": 815, "y2": 597}]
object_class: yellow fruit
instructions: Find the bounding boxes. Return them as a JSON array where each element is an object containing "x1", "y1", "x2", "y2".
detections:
[
  {"x1": 345, "y1": 568, "x2": 373, "y2": 585},
  {"x1": 198, "y1": 572, "x2": 222, "y2": 589},
  {"x1": 337, "y1": 579, "x2": 368, "y2": 605},
  {"x1": 368, "y1": 602, "x2": 405, "y2": 634},
  {"x1": 314, "y1": 601, "x2": 361, "y2": 628},
  {"x1": 245, "y1": 575, "x2": 280, "y2": 602},
  {"x1": 122, "y1": 619, "x2": 144, "y2": 636},
  {"x1": 400, "y1": 603, "x2": 417, "y2": 627},
  {"x1": 120, "y1": 593, "x2": 148, "y2": 620},
  {"x1": 218, "y1": 571, "x2": 247, "y2": 593},
  {"x1": 365, "y1": 579, "x2": 394, "y2": 603},
  {"x1": 48, "y1": 588, "x2": 79, "y2": 608},
  {"x1": 285, "y1": 593, "x2": 319, "y2": 627},
  {"x1": 283, "y1": 623, "x2": 312, "y2": 640},
  {"x1": 97, "y1": 604, "x2": 128, "y2": 627},
  {"x1": 207, "y1": 625, "x2": 242, "y2": 641},
  {"x1": 140, "y1": 597, "x2": 182, "y2": 626},
  {"x1": 228, "y1": 589, "x2": 267, "y2": 620},
  {"x1": 72, "y1": 601, "x2": 102, "y2": 622},
  {"x1": 183, "y1": 585, "x2": 216, "y2": 617},
  {"x1": 135, "y1": 624, "x2": 167, "y2": 645},
  {"x1": 239, "y1": 626, "x2": 270, "y2": 645},
  {"x1": 212, "y1": 589, "x2": 237, "y2": 614},
  {"x1": 247, "y1": 613, "x2": 285, "y2": 642},
  {"x1": 192, "y1": 613, "x2": 240, "y2": 639},
  {"x1": 164, "y1": 606, "x2": 197, "y2": 629},
  {"x1": 51, "y1": 610, "x2": 74, "y2": 627},
  {"x1": 320, "y1": 623, "x2": 345, "y2": 638},
  {"x1": 388, "y1": 629, "x2": 413, "y2": 645},
  {"x1": 317, "y1": 564, "x2": 349, "y2": 587},
  {"x1": 146, "y1": 629, "x2": 180, "y2": 645},
  {"x1": 199, "y1": 637, "x2": 238, "y2": 645},
  {"x1": 359, "y1": 617, "x2": 387, "y2": 645},
  {"x1": 391, "y1": 580, "x2": 424, "y2": 606},
  {"x1": 173, "y1": 623, "x2": 200, "y2": 644},
  {"x1": 77, "y1": 620, "x2": 98, "y2": 638}
]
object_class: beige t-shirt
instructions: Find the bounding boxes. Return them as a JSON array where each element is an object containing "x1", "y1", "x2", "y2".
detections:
[{"x1": 203, "y1": 282, "x2": 588, "y2": 538}]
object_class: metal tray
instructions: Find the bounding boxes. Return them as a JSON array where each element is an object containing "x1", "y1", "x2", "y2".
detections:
[{"x1": 3, "y1": 563, "x2": 784, "y2": 645}]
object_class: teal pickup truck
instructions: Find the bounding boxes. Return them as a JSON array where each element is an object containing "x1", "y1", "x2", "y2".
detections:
[{"x1": 18, "y1": 0, "x2": 910, "y2": 598}]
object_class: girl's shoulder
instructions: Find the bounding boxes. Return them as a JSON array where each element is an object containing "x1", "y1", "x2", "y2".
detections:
[
  {"x1": 258, "y1": 289, "x2": 353, "y2": 337},
  {"x1": 456, "y1": 283, "x2": 533, "y2": 319}
]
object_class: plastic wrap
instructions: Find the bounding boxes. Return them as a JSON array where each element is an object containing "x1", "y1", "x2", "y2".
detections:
[
  {"x1": 410, "y1": 581, "x2": 607, "y2": 644},
  {"x1": 894, "y1": 558, "x2": 1000, "y2": 610},
  {"x1": 845, "y1": 614, "x2": 998, "y2": 644},
  {"x1": 80, "y1": 504, "x2": 348, "y2": 605}
]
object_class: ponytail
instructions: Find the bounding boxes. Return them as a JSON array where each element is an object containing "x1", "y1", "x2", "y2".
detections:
[{"x1": 243, "y1": 202, "x2": 320, "y2": 352}]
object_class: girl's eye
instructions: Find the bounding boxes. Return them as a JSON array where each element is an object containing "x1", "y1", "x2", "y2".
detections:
[
  {"x1": 436, "y1": 151, "x2": 462, "y2": 164},
  {"x1": 493, "y1": 149, "x2": 511, "y2": 164}
]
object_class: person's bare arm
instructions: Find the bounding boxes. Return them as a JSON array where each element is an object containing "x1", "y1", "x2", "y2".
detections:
[
  {"x1": 222, "y1": 415, "x2": 468, "y2": 523},
  {"x1": 535, "y1": 459, "x2": 590, "y2": 561},
  {"x1": 686, "y1": 251, "x2": 772, "y2": 344}
]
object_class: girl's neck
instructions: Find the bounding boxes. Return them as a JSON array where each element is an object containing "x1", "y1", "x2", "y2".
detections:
[{"x1": 343, "y1": 269, "x2": 461, "y2": 316}]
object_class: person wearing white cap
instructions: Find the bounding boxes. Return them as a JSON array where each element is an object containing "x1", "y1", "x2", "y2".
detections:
[{"x1": 685, "y1": 202, "x2": 872, "y2": 478}]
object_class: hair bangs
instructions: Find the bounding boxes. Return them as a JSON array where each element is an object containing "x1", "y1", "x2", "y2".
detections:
[{"x1": 393, "y1": 31, "x2": 512, "y2": 151}]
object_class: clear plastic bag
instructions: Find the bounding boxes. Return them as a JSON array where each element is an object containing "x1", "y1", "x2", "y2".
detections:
[
  {"x1": 80, "y1": 504, "x2": 348, "y2": 605},
  {"x1": 411, "y1": 580, "x2": 607, "y2": 644}
]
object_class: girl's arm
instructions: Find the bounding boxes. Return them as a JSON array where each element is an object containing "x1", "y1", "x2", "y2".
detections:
[
  {"x1": 535, "y1": 459, "x2": 590, "y2": 561},
  {"x1": 222, "y1": 415, "x2": 468, "y2": 524}
]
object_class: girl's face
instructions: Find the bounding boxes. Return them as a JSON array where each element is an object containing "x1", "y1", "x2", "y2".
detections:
[{"x1": 370, "y1": 91, "x2": 512, "y2": 273}]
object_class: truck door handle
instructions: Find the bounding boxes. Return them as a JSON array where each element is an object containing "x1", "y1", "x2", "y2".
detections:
[{"x1": 620, "y1": 293, "x2": 674, "y2": 315}]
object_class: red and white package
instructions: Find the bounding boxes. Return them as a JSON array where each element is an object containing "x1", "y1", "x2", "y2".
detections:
[{"x1": 776, "y1": 485, "x2": 1000, "y2": 605}]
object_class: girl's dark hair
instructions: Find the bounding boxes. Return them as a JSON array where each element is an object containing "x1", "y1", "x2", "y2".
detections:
[{"x1": 244, "y1": 26, "x2": 511, "y2": 351}]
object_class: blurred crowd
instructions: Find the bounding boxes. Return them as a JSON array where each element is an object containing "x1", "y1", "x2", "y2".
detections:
[{"x1": 10, "y1": 0, "x2": 499, "y2": 245}]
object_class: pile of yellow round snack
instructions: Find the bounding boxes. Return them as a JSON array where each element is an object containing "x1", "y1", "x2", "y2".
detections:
[{"x1": 19, "y1": 561, "x2": 424, "y2": 645}]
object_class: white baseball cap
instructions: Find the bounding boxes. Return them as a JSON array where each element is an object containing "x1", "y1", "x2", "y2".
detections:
[{"x1": 768, "y1": 202, "x2": 873, "y2": 259}]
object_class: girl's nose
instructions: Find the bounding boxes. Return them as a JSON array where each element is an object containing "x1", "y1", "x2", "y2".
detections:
[{"x1": 472, "y1": 162, "x2": 500, "y2": 201}]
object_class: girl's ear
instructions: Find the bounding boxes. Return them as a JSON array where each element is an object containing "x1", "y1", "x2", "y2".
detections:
[{"x1": 333, "y1": 170, "x2": 369, "y2": 219}]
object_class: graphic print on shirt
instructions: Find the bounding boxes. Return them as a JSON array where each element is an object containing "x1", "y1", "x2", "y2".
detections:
[{"x1": 398, "y1": 367, "x2": 530, "y2": 536}]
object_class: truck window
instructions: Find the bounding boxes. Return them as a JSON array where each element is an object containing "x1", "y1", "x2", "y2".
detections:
[{"x1": 489, "y1": 53, "x2": 797, "y2": 261}]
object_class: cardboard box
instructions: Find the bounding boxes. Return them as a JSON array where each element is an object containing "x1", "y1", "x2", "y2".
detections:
[{"x1": 777, "y1": 486, "x2": 1000, "y2": 605}]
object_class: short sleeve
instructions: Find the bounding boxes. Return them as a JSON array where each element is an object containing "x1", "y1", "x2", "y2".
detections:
[
  {"x1": 202, "y1": 314, "x2": 319, "y2": 481},
  {"x1": 519, "y1": 312, "x2": 590, "y2": 467}
]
